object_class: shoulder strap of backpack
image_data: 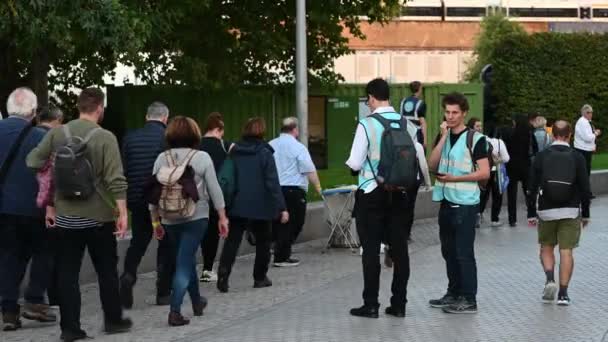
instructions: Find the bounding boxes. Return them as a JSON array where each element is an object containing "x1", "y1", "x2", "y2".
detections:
[
  {"x1": 165, "y1": 150, "x2": 177, "y2": 168},
  {"x1": 0, "y1": 122, "x2": 34, "y2": 186},
  {"x1": 82, "y1": 127, "x2": 102, "y2": 144},
  {"x1": 413, "y1": 100, "x2": 422, "y2": 119},
  {"x1": 370, "y1": 113, "x2": 391, "y2": 130},
  {"x1": 62, "y1": 125, "x2": 72, "y2": 141},
  {"x1": 466, "y1": 129, "x2": 477, "y2": 171},
  {"x1": 181, "y1": 149, "x2": 197, "y2": 167}
]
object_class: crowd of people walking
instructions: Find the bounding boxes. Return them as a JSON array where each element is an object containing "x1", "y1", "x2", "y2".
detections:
[{"x1": 0, "y1": 79, "x2": 597, "y2": 339}]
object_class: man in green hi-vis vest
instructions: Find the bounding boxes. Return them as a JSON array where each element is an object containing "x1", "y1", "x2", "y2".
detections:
[{"x1": 428, "y1": 92, "x2": 490, "y2": 315}]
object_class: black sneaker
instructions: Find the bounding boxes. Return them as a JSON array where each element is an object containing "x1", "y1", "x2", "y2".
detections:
[
  {"x1": 349, "y1": 305, "x2": 379, "y2": 319},
  {"x1": 442, "y1": 297, "x2": 478, "y2": 314},
  {"x1": 253, "y1": 277, "x2": 273, "y2": 288},
  {"x1": 104, "y1": 318, "x2": 133, "y2": 334},
  {"x1": 119, "y1": 273, "x2": 135, "y2": 309},
  {"x1": 385, "y1": 306, "x2": 405, "y2": 318},
  {"x1": 429, "y1": 294, "x2": 457, "y2": 308},
  {"x1": 60, "y1": 329, "x2": 90, "y2": 341},
  {"x1": 557, "y1": 295, "x2": 571, "y2": 306},
  {"x1": 509, "y1": 222, "x2": 517, "y2": 227}
]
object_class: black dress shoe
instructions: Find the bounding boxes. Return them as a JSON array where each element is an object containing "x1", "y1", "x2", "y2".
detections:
[
  {"x1": 104, "y1": 318, "x2": 133, "y2": 334},
  {"x1": 156, "y1": 295, "x2": 171, "y2": 306},
  {"x1": 60, "y1": 329, "x2": 90, "y2": 341},
  {"x1": 217, "y1": 274, "x2": 229, "y2": 293},
  {"x1": 349, "y1": 305, "x2": 379, "y2": 318},
  {"x1": 253, "y1": 277, "x2": 273, "y2": 288},
  {"x1": 385, "y1": 306, "x2": 406, "y2": 318}
]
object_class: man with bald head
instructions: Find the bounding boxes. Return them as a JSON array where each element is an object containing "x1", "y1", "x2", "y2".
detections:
[
  {"x1": 529, "y1": 120, "x2": 591, "y2": 307},
  {"x1": 0, "y1": 88, "x2": 56, "y2": 331}
]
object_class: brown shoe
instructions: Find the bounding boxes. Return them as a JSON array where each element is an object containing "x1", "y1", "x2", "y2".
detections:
[
  {"x1": 168, "y1": 312, "x2": 190, "y2": 327},
  {"x1": 192, "y1": 297, "x2": 208, "y2": 317},
  {"x1": 22, "y1": 303, "x2": 57, "y2": 323},
  {"x1": 3, "y1": 311, "x2": 22, "y2": 331}
]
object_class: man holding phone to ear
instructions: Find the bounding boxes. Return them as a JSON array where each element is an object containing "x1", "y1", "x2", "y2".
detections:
[{"x1": 428, "y1": 92, "x2": 490, "y2": 314}]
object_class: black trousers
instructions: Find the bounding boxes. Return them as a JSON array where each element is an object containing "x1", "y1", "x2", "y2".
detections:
[
  {"x1": 0, "y1": 215, "x2": 52, "y2": 313},
  {"x1": 355, "y1": 187, "x2": 411, "y2": 310},
  {"x1": 57, "y1": 224, "x2": 124, "y2": 333},
  {"x1": 479, "y1": 172, "x2": 503, "y2": 222},
  {"x1": 218, "y1": 218, "x2": 272, "y2": 282},
  {"x1": 201, "y1": 211, "x2": 219, "y2": 271},
  {"x1": 575, "y1": 148, "x2": 593, "y2": 176},
  {"x1": 273, "y1": 187, "x2": 307, "y2": 262},
  {"x1": 507, "y1": 167, "x2": 536, "y2": 224},
  {"x1": 123, "y1": 206, "x2": 175, "y2": 296}
]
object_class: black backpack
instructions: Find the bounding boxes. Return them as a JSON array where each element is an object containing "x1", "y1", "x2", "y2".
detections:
[
  {"x1": 540, "y1": 147, "x2": 577, "y2": 204},
  {"x1": 466, "y1": 129, "x2": 493, "y2": 190},
  {"x1": 54, "y1": 126, "x2": 101, "y2": 200},
  {"x1": 366, "y1": 113, "x2": 419, "y2": 191}
]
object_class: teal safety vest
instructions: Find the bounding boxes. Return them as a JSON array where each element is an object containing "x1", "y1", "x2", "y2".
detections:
[
  {"x1": 432, "y1": 130, "x2": 483, "y2": 205},
  {"x1": 358, "y1": 112, "x2": 418, "y2": 192}
]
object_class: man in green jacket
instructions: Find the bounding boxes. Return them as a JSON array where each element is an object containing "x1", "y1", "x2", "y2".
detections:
[{"x1": 27, "y1": 88, "x2": 132, "y2": 341}]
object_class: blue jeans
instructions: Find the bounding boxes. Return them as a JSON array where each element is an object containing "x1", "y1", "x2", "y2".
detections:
[
  {"x1": 438, "y1": 202, "x2": 478, "y2": 302},
  {"x1": 165, "y1": 219, "x2": 208, "y2": 313}
]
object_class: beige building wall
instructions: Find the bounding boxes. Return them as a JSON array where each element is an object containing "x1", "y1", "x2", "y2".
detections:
[{"x1": 335, "y1": 50, "x2": 475, "y2": 84}]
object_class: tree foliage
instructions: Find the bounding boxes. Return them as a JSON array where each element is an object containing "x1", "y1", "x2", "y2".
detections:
[
  {"x1": 0, "y1": 0, "x2": 400, "y2": 116},
  {"x1": 0, "y1": 0, "x2": 151, "y2": 115},
  {"x1": 465, "y1": 13, "x2": 525, "y2": 82},
  {"x1": 491, "y1": 32, "x2": 608, "y2": 148}
]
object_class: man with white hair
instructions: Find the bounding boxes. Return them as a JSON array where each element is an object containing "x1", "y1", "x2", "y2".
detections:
[
  {"x1": 574, "y1": 104, "x2": 601, "y2": 189},
  {"x1": 269, "y1": 117, "x2": 322, "y2": 267},
  {"x1": 0, "y1": 88, "x2": 56, "y2": 331}
]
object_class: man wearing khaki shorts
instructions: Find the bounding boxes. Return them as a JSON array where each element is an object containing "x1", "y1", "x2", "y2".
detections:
[{"x1": 529, "y1": 120, "x2": 591, "y2": 306}]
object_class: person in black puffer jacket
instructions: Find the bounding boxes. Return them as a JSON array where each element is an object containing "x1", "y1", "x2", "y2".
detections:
[
  {"x1": 216, "y1": 117, "x2": 288, "y2": 293},
  {"x1": 119, "y1": 102, "x2": 175, "y2": 309}
]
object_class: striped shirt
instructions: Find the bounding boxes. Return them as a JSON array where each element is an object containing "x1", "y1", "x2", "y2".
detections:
[{"x1": 55, "y1": 215, "x2": 102, "y2": 229}]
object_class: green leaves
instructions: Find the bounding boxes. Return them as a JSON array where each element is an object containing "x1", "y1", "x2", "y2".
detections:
[{"x1": 489, "y1": 32, "x2": 608, "y2": 149}]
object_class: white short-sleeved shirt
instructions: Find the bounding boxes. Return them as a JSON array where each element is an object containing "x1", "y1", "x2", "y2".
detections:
[{"x1": 269, "y1": 134, "x2": 316, "y2": 191}]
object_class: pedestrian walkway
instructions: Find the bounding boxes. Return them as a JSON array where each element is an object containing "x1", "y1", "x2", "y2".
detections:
[{"x1": 4, "y1": 197, "x2": 608, "y2": 342}]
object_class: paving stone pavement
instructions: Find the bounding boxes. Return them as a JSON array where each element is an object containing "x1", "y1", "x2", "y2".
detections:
[{"x1": 4, "y1": 197, "x2": 608, "y2": 342}]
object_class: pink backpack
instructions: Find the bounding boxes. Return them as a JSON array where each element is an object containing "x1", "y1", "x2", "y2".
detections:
[{"x1": 36, "y1": 157, "x2": 55, "y2": 208}]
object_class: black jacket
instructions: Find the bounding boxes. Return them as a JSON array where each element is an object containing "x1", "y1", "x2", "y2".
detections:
[
  {"x1": 122, "y1": 121, "x2": 166, "y2": 208},
  {"x1": 528, "y1": 144, "x2": 591, "y2": 218},
  {"x1": 229, "y1": 138, "x2": 286, "y2": 221}
]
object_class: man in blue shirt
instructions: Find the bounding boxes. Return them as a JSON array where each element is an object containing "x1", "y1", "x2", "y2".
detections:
[
  {"x1": 270, "y1": 118, "x2": 322, "y2": 267},
  {"x1": 428, "y1": 92, "x2": 490, "y2": 314},
  {"x1": 0, "y1": 88, "x2": 56, "y2": 331}
]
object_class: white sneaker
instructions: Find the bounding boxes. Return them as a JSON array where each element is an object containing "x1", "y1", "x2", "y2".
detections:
[
  {"x1": 200, "y1": 270, "x2": 218, "y2": 283},
  {"x1": 490, "y1": 221, "x2": 503, "y2": 228},
  {"x1": 542, "y1": 281, "x2": 558, "y2": 304}
]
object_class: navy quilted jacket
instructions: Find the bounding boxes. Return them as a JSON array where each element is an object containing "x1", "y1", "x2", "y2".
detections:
[{"x1": 122, "y1": 121, "x2": 166, "y2": 209}]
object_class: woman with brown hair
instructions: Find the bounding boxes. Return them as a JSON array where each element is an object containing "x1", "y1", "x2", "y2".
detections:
[
  {"x1": 199, "y1": 112, "x2": 231, "y2": 283},
  {"x1": 149, "y1": 116, "x2": 229, "y2": 326},
  {"x1": 216, "y1": 117, "x2": 288, "y2": 293}
]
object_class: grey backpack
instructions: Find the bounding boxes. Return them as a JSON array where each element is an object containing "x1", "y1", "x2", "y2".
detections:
[{"x1": 54, "y1": 126, "x2": 101, "y2": 200}]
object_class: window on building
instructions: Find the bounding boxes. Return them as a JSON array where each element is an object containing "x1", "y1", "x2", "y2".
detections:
[
  {"x1": 509, "y1": 7, "x2": 578, "y2": 18},
  {"x1": 356, "y1": 55, "x2": 376, "y2": 82},
  {"x1": 446, "y1": 7, "x2": 486, "y2": 17},
  {"x1": 401, "y1": 6, "x2": 443, "y2": 17},
  {"x1": 392, "y1": 55, "x2": 408, "y2": 81},
  {"x1": 594, "y1": 8, "x2": 608, "y2": 18}
]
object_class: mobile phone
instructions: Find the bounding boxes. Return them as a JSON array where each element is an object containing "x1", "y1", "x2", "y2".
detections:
[{"x1": 431, "y1": 171, "x2": 446, "y2": 177}]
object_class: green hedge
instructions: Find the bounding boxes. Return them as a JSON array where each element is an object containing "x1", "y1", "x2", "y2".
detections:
[{"x1": 492, "y1": 32, "x2": 608, "y2": 149}]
